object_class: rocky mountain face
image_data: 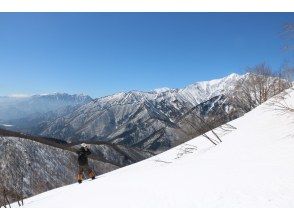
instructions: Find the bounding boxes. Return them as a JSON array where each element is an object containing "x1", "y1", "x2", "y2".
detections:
[
  {"x1": 0, "y1": 74, "x2": 243, "y2": 152},
  {"x1": 26, "y1": 74, "x2": 244, "y2": 152},
  {"x1": 6, "y1": 73, "x2": 280, "y2": 154}
]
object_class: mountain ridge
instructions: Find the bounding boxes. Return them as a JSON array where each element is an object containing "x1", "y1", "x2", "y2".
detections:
[{"x1": 2, "y1": 73, "x2": 246, "y2": 152}]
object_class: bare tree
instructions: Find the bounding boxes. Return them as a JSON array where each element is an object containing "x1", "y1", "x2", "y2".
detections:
[
  {"x1": 182, "y1": 117, "x2": 218, "y2": 145},
  {"x1": 234, "y1": 63, "x2": 292, "y2": 112},
  {"x1": 261, "y1": 23, "x2": 294, "y2": 114},
  {"x1": 0, "y1": 140, "x2": 26, "y2": 208},
  {"x1": 0, "y1": 188, "x2": 11, "y2": 208},
  {"x1": 279, "y1": 62, "x2": 294, "y2": 84},
  {"x1": 267, "y1": 87, "x2": 294, "y2": 114},
  {"x1": 0, "y1": 185, "x2": 25, "y2": 208},
  {"x1": 175, "y1": 104, "x2": 230, "y2": 146}
]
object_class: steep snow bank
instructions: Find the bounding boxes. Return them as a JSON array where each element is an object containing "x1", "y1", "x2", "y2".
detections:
[{"x1": 18, "y1": 88, "x2": 294, "y2": 208}]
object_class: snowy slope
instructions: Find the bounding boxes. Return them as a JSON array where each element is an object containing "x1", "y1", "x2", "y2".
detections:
[{"x1": 17, "y1": 88, "x2": 294, "y2": 208}]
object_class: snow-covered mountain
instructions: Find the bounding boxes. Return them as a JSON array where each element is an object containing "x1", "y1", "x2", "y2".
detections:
[
  {"x1": 3, "y1": 73, "x2": 288, "y2": 154},
  {"x1": 0, "y1": 93, "x2": 92, "y2": 121},
  {"x1": 171, "y1": 72, "x2": 242, "y2": 105},
  {"x1": 91, "y1": 73, "x2": 242, "y2": 106},
  {"x1": 17, "y1": 87, "x2": 294, "y2": 208},
  {"x1": 36, "y1": 74, "x2": 244, "y2": 151}
]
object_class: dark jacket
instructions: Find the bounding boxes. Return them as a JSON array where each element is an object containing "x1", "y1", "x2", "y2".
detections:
[{"x1": 76, "y1": 147, "x2": 91, "y2": 166}]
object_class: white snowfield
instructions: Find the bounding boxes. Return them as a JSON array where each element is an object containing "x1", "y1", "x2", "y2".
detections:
[{"x1": 19, "y1": 88, "x2": 294, "y2": 208}]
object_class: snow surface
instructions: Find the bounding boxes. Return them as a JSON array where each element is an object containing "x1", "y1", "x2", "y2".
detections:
[
  {"x1": 17, "y1": 88, "x2": 294, "y2": 208},
  {"x1": 153, "y1": 87, "x2": 171, "y2": 93}
]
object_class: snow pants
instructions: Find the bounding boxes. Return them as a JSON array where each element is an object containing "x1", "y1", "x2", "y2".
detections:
[{"x1": 77, "y1": 164, "x2": 95, "y2": 181}]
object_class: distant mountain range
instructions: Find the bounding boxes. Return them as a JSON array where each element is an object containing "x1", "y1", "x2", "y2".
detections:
[
  {"x1": 0, "y1": 93, "x2": 92, "y2": 121},
  {"x1": 0, "y1": 73, "x2": 244, "y2": 152}
]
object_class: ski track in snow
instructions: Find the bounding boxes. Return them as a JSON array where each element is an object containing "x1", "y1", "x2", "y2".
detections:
[{"x1": 14, "y1": 88, "x2": 294, "y2": 208}]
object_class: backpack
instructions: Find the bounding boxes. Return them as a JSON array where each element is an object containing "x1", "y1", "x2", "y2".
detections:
[{"x1": 78, "y1": 150, "x2": 88, "y2": 165}]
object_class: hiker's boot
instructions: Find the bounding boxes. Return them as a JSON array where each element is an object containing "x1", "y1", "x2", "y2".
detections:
[{"x1": 89, "y1": 169, "x2": 96, "y2": 180}]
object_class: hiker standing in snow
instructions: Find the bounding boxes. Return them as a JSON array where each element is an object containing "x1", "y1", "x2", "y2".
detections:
[{"x1": 76, "y1": 144, "x2": 96, "y2": 183}]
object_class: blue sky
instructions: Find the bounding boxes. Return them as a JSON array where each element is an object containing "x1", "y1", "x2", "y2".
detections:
[{"x1": 0, "y1": 13, "x2": 293, "y2": 98}]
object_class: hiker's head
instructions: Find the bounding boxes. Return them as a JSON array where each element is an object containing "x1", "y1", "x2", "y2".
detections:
[{"x1": 81, "y1": 143, "x2": 88, "y2": 150}]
